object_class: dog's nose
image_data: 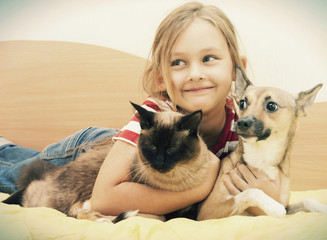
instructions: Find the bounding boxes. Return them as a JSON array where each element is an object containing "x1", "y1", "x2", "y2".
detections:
[{"x1": 237, "y1": 119, "x2": 253, "y2": 130}]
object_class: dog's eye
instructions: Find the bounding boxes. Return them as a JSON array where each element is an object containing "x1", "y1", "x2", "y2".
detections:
[
  {"x1": 239, "y1": 99, "x2": 247, "y2": 110},
  {"x1": 266, "y1": 102, "x2": 278, "y2": 112}
]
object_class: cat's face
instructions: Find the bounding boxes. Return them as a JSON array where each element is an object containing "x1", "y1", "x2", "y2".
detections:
[{"x1": 131, "y1": 102, "x2": 202, "y2": 173}]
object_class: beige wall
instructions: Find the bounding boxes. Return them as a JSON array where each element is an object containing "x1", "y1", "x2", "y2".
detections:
[{"x1": 0, "y1": 0, "x2": 326, "y2": 102}]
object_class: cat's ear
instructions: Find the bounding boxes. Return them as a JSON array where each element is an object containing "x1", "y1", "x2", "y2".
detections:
[
  {"x1": 178, "y1": 110, "x2": 202, "y2": 135},
  {"x1": 130, "y1": 102, "x2": 155, "y2": 129}
]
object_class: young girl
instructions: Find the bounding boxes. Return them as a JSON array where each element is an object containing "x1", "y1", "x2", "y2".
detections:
[{"x1": 0, "y1": 2, "x2": 280, "y2": 216}]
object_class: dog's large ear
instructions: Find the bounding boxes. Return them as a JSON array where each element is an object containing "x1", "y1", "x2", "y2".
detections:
[
  {"x1": 235, "y1": 65, "x2": 253, "y2": 102},
  {"x1": 295, "y1": 84, "x2": 322, "y2": 117},
  {"x1": 130, "y1": 101, "x2": 155, "y2": 129}
]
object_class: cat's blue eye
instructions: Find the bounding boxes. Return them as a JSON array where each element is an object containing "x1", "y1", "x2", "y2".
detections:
[
  {"x1": 203, "y1": 55, "x2": 216, "y2": 63},
  {"x1": 167, "y1": 147, "x2": 176, "y2": 154},
  {"x1": 171, "y1": 59, "x2": 186, "y2": 66},
  {"x1": 148, "y1": 145, "x2": 157, "y2": 152}
]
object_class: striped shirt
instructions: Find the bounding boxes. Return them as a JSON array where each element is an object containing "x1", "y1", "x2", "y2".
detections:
[{"x1": 113, "y1": 97, "x2": 239, "y2": 159}]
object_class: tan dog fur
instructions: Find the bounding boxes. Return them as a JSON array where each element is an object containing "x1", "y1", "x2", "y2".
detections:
[{"x1": 197, "y1": 66, "x2": 326, "y2": 220}]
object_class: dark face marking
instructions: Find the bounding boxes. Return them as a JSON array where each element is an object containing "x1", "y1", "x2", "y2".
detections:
[
  {"x1": 139, "y1": 125, "x2": 199, "y2": 173},
  {"x1": 236, "y1": 117, "x2": 271, "y2": 141}
]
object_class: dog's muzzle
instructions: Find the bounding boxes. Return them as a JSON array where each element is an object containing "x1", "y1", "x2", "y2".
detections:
[{"x1": 236, "y1": 117, "x2": 271, "y2": 141}]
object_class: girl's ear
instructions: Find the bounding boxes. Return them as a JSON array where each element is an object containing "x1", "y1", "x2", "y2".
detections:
[{"x1": 157, "y1": 76, "x2": 167, "y2": 91}]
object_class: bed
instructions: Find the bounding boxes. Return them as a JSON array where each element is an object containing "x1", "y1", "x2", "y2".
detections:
[{"x1": 1, "y1": 40, "x2": 326, "y2": 239}]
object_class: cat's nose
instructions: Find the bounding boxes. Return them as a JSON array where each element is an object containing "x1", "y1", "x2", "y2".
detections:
[{"x1": 155, "y1": 154, "x2": 165, "y2": 168}]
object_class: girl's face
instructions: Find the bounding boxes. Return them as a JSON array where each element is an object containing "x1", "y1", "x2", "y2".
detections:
[{"x1": 166, "y1": 19, "x2": 234, "y2": 114}]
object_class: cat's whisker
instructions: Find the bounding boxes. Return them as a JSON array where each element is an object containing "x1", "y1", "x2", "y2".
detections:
[
  {"x1": 138, "y1": 166, "x2": 150, "y2": 184},
  {"x1": 132, "y1": 162, "x2": 152, "y2": 186},
  {"x1": 174, "y1": 167, "x2": 190, "y2": 191},
  {"x1": 130, "y1": 163, "x2": 144, "y2": 183},
  {"x1": 122, "y1": 170, "x2": 133, "y2": 182},
  {"x1": 174, "y1": 164, "x2": 200, "y2": 189},
  {"x1": 177, "y1": 168, "x2": 189, "y2": 189}
]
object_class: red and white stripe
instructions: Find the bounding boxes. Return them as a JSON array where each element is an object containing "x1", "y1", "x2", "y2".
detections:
[{"x1": 113, "y1": 97, "x2": 239, "y2": 158}]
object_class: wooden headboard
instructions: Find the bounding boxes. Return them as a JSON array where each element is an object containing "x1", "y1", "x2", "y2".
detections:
[
  {"x1": 0, "y1": 40, "x2": 326, "y2": 191},
  {"x1": 0, "y1": 40, "x2": 146, "y2": 148}
]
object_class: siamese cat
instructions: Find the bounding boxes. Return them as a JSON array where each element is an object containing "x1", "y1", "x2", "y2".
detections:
[{"x1": 3, "y1": 102, "x2": 209, "y2": 222}]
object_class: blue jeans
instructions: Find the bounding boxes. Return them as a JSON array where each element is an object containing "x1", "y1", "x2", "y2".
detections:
[{"x1": 0, "y1": 127, "x2": 119, "y2": 194}]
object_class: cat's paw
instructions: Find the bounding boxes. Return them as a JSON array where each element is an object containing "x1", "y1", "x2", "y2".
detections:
[
  {"x1": 96, "y1": 217, "x2": 113, "y2": 223},
  {"x1": 112, "y1": 210, "x2": 139, "y2": 223}
]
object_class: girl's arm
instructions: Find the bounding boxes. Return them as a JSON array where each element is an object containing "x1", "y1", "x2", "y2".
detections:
[{"x1": 91, "y1": 140, "x2": 219, "y2": 216}]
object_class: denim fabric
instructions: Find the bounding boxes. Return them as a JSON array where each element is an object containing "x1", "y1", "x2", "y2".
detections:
[{"x1": 0, "y1": 127, "x2": 119, "y2": 194}]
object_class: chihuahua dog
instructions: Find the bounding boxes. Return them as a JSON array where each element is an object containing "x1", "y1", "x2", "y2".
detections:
[{"x1": 197, "y1": 66, "x2": 326, "y2": 220}]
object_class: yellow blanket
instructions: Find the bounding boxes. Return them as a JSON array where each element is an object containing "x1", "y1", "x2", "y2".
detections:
[{"x1": 1, "y1": 190, "x2": 327, "y2": 240}]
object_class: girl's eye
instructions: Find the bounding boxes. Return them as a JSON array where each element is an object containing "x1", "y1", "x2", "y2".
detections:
[
  {"x1": 203, "y1": 55, "x2": 216, "y2": 62},
  {"x1": 171, "y1": 59, "x2": 186, "y2": 66},
  {"x1": 239, "y1": 99, "x2": 247, "y2": 110},
  {"x1": 266, "y1": 102, "x2": 278, "y2": 112}
]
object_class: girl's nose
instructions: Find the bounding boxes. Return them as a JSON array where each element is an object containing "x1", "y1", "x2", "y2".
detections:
[{"x1": 188, "y1": 63, "x2": 205, "y2": 81}]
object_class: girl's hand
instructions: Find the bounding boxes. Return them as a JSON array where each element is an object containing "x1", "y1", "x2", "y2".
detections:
[{"x1": 223, "y1": 163, "x2": 281, "y2": 215}]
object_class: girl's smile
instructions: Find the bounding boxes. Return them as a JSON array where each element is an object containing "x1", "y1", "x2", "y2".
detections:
[{"x1": 183, "y1": 85, "x2": 215, "y2": 94}]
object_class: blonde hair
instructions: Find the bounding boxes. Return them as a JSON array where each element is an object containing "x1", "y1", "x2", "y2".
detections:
[{"x1": 142, "y1": 1, "x2": 244, "y2": 101}]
